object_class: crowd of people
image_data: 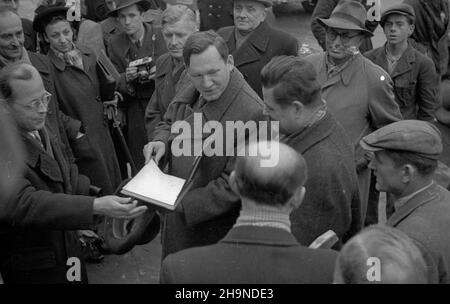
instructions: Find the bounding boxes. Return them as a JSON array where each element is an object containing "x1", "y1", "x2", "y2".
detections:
[{"x1": 0, "y1": 0, "x2": 450, "y2": 284}]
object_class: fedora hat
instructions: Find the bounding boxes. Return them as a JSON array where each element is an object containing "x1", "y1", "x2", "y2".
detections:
[
  {"x1": 33, "y1": 3, "x2": 69, "y2": 33},
  {"x1": 234, "y1": 0, "x2": 273, "y2": 7},
  {"x1": 318, "y1": 0, "x2": 373, "y2": 37},
  {"x1": 108, "y1": 0, "x2": 152, "y2": 17}
]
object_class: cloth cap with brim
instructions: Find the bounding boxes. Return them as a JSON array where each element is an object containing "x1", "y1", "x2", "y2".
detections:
[
  {"x1": 234, "y1": 0, "x2": 273, "y2": 7},
  {"x1": 33, "y1": 3, "x2": 69, "y2": 34},
  {"x1": 360, "y1": 120, "x2": 443, "y2": 160},
  {"x1": 318, "y1": 0, "x2": 373, "y2": 37},
  {"x1": 380, "y1": 3, "x2": 416, "y2": 27},
  {"x1": 108, "y1": 0, "x2": 152, "y2": 17}
]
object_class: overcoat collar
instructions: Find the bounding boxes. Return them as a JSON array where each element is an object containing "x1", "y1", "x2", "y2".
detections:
[
  {"x1": 173, "y1": 68, "x2": 245, "y2": 123},
  {"x1": 387, "y1": 182, "x2": 440, "y2": 227},
  {"x1": 222, "y1": 21, "x2": 271, "y2": 67},
  {"x1": 283, "y1": 111, "x2": 336, "y2": 154},
  {"x1": 221, "y1": 225, "x2": 300, "y2": 247}
]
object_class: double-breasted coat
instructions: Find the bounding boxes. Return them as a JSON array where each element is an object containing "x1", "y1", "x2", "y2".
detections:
[
  {"x1": 365, "y1": 43, "x2": 439, "y2": 121},
  {"x1": 47, "y1": 46, "x2": 122, "y2": 195},
  {"x1": 283, "y1": 111, "x2": 362, "y2": 248},
  {"x1": 108, "y1": 22, "x2": 167, "y2": 169},
  {"x1": 0, "y1": 127, "x2": 94, "y2": 284},
  {"x1": 217, "y1": 21, "x2": 298, "y2": 98},
  {"x1": 304, "y1": 53, "x2": 403, "y2": 220},
  {"x1": 153, "y1": 69, "x2": 265, "y2": 258}
]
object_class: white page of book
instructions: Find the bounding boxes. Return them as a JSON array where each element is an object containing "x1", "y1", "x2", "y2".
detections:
[{"x1": 122, "y1": 160, "x2": 186, "y2": 206}]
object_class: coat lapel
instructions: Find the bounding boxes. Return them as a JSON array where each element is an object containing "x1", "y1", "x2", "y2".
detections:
[{"x1": 387, "y1": 182, "x2": 439, "y2": 227}]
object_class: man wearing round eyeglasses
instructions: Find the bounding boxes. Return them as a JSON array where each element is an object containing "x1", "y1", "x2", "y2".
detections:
[{"x1": 304, "y1": 0, "x2": 403, "y2": 226}]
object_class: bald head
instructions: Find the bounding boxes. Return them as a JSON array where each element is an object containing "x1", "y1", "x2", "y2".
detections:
[{"x1": 234, "y1": 141, "x2": 307, "y2": 207}]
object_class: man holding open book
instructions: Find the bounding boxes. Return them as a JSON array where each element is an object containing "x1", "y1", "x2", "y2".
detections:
[{"x1": 143, "y1": 30, "x2": 266, "y2": 258}]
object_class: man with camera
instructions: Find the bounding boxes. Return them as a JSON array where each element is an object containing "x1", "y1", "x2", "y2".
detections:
[
  {"x1": 108, "y1": 0, "x2": 167, "y2": 170},
  {"x1": 0, "y1": 63, "x2": 147, "y2": 284}
]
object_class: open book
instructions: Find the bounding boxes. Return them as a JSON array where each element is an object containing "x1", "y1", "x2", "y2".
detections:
[{"x1": 120, "y1": 158, "x2": 200, "y2": 210}]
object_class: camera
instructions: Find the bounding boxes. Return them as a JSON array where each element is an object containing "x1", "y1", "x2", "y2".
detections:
[{"x1": 129, "y1": 57, "x2": 155, "y2": 83}]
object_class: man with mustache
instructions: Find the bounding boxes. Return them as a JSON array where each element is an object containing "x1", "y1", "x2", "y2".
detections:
[
  {"x1": 304, "y1": 0, "x2": 403, "y2": 226},
  {"x1": 217, "y1": 0, "x2": 298, "y2": 98},
  {"x1": 144, "y1": 4, "x2": 198, "y2": 141}
]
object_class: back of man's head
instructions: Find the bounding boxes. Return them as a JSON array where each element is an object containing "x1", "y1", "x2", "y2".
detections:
[
  {"x1": 261, "y1": 56, "x2": 322, "y2": 108},
  {"x1": 334, "y1": 225, "x2": 429, "y2": 284},
  {"x1": 233, "y1": 141, "x2": 307, "y2": 208}
]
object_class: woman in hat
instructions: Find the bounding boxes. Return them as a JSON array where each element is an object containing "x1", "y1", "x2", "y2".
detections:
[{"x1": 33, "y1": 3, "x2": 122, "y2": 195}]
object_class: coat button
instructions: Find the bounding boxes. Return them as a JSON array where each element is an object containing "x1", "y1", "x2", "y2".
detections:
[
  {"x1": 209, "y1": 4, "x2": 213, "y2": 8},
  {"x1": 208, "y1": 13, "x2": 212, "y2": 16},
  {"x1": 218, "y1": 5, "x2": 221, "y2": 8},
  {"x1": 217, "y1": 14, "x2": 221, "y2": 17}
]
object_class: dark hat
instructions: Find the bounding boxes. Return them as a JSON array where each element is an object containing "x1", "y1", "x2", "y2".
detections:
[
  {"x1": 380, "y1": 3, "x2": 415, "y2": 27},
  {"x1": 33, "y1": 3, "x2": 69, "y2": 33},
  {"x1": 318, "y1": 0, "x2": 373, "y2": 37},
  {"x1": 360, "y1": 120, "x2": 443, "y2": 160},
  {"x1": 234, "y1": 0, "x2": 273, "y2": 7},
  {"x1": 108, "y1": 0, "x2": 152, "y2": 17}
]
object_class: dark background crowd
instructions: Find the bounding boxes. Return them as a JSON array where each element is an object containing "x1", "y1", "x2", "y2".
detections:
[{"x1": 1, "y1": 0, "x2": 450, "y2": 284}]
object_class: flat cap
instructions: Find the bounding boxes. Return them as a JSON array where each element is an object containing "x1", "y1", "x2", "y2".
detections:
[
  {"x1": 360, "y1": 120, "x2": 443, "y2": 159},
  {"x1": 380, "y1": 3, "x2": 415, "y2": 27}
]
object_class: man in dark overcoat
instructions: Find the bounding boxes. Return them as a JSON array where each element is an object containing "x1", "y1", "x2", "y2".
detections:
[
  {"x1": 365, "y1": 4, "x2": 439, "y2": 121},
  {"x1": 217, "y1": 0, "x2": 298, "y2": 98},
  {"x1": 108, "y1": 0, "x2": 167, "y2": 169},
  {"x1": 144, "y1": 31, "x2": 266, "y2": 258}
]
